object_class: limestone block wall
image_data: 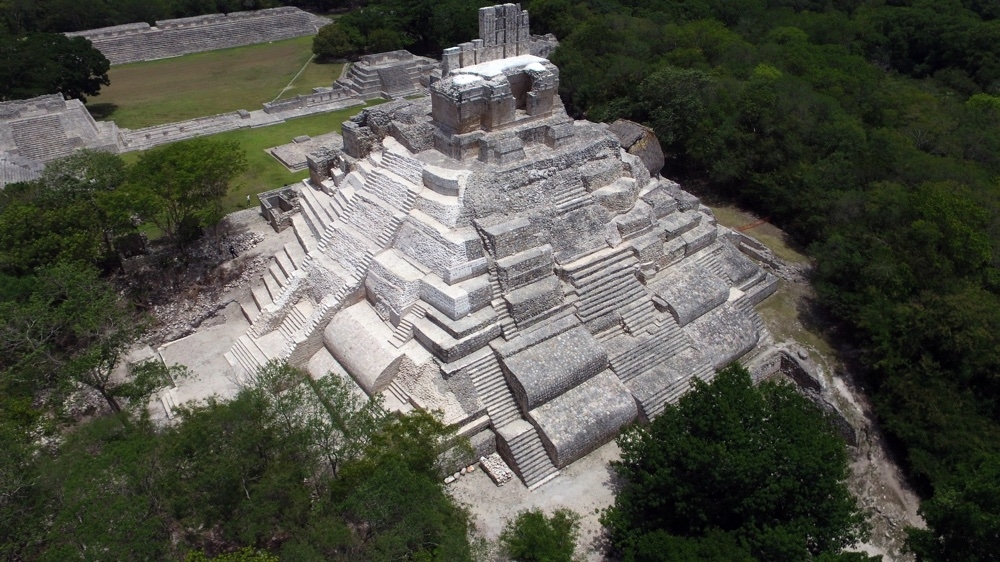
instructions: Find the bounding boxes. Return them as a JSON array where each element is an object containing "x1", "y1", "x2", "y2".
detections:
[
  {"x1": 496, "y1": 245, "x2": 554, "y2": 292},
  {"x1": 365, "y1": 251, "x2": 423, "y2": 321},
  {"x1": 529, "y1": 370, "x2": 638, "y2": 467},
  {"x1": 395, "y1": 211, "x2": 486, "y2": 283},
  {"x1": 499, "y1": 326, "x2": 608, "y2": 412},
  {"x1": 420, "y1": 274, "x2": 492, "y2": 321},
  {"x1": 67, "y1": 8, "x2": 328, "y2": 65}
]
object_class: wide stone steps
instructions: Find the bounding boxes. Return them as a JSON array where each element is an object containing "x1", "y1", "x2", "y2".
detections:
[
  {"x1": 386, "y1": 379, "x2": 410, "y2": 406},
  {"x1": 609, "y1": 323, "x2": 689, "y2": 382},
  {"x1": 693, "y1": 245, "x2": 728, "y2": 281},
  {"x1": 504, "y1": 425, "x2": 559, "y2": 490},
  {"x1": 468, "y1": 354, "x2": 521, "y2": 428},
  {"x1": 595, "y1": 322, "x2": 626, "y2": 342},
  {"x1": 88, "y1": 11, "x2": 322, "y2": 64},
  {"x1": 381, "y1": 150, "x2": 424, "y2": 185},
  {"x1": 277, "y1": 302, "x2": 308, "y2": 340},
  {"x1": 576, "y1": 277, "x2": 646, "y2": 322},
  {"x1": 552, "y1": 181, "x2": 591, "y2": 213},
  {"x1": 363, "y1": 166, "x2": 419, "y2": 214},
  {"x1": 564, "y1": 248, "x2": 637, "y2": 287},
  {"x1": 11, "y1": 116, "x2": 76, "y2": 162},
  {"x1": 229, "y1": 335, "x2": 268, "y2": 376},
  {"x1": 621, "y1": 299, "x2": 658, "y2": 335},
  {"x1": 297, "y1": 182, "x2": 338, "y2": 240},
  {"x1": 389, "y1": 303, "x2": 427, "y2": 347},
  {"x1": 640, "y1": 361, "x2": 715, "y2": 419}
]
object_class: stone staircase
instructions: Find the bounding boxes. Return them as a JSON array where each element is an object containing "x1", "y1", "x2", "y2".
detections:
[
  {"x1": 389, "y1": 303, "x2": 427, "y2": 348},
  {"x1": 467, "y1": 351, "x2": 521, "y2": 428},
  {"x1": 227, "y1": 334, "x2": 269, "y2": 376},
  {"x1": 11, "y1": 115, "x2": 76, "y2": 162},
  {"x1": 693, "y1": 244, "x2": 728, "y2": 281},
  {"x1": 385, "y1": 378, "x2": 411, "y2": 406},
  {"x1": 77, "y1": 8, "x2": 326, "y2": 65},
  {"x1": 228, "y1": 146, "x2": 424, "y2": 376},
  {"x1": 501, "y1": 421, "x2": 560, "y2": 490},
  {"x1": 640, "y1": 361, "x2": 716, "y2": 419},
  {"x1": 608, "y1": 320, "x2": 690, "y2": 383},
  {"x1": 551, "y1": 178, "x2": 591, "y2": 213},
  {"x1": 567, "y1": 250, "x2": 647, "y2": 328},
  {"x1": 620, "y1": 299, "x2": 658, "y2": 335},
  {"x1": 488, "y1": 261, "x2": 518, "y2": 340}
]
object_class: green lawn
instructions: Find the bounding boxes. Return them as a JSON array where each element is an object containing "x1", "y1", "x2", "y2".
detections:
[
  {"x1": 277, "y1": 58, "x2": 345, "y2": 100},
  {"x1": 88, "y1": 36, "x2": 343, "y2": 129},
  {"x1": 126, "y1": 100, "x2": 385, "y2": 215}
]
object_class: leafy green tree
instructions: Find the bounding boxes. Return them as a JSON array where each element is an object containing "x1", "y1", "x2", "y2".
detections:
[
  {"x1": 36, "y1": 415, "x2": 173, "y2": 561},
  {"x1": 128, "y1": 138, "x2": 247, "y2": 245},
  {"x1": 500, "y1": 508, "x2": 581, "y2": 562},
  {"x1": 0, "y1": 150, "x2": 136, "y2": 274},
  {"x1": 0, "y1": 262, "x2": 156, "y2": 414},
  {"x1": 186, "y1": 548, "x2": 280, "y2": 562},
  {"x1": 602, "y1": 363, "x2": 872, "y2": 562},
  {"x1": 908, "y1": 453, "x2": 1000, "y2": 562},
  {"x1": 313, "y1": 22, "x2": 362, "y2": 61},
  {"x1": 0, "y1": 32, "x2": 109, "y2": 101}
]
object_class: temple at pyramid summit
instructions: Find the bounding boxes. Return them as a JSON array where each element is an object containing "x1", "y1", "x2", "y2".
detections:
[{"x1": 224, "y1": 3, "x2": 778, "y2": 490}]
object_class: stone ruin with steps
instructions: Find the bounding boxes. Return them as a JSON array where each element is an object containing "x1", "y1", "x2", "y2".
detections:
[
  {"x1": 225, "y1": 3, "x2": 778, "y2": 490},
  {"x1": 0, "y1": 94, "x2": 120, "y2": 187},
  {"x1": 65, "y1": 7, "x2": 329, "y2": 66}
]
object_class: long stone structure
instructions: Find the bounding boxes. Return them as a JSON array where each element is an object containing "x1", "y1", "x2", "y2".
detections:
[
  {"x1": 0, "y1": 94, "x2": 120, "y2": 187},
  {"x1": 225, "y1": 4, "x2": 778, "y2": 490},
  {"x1": 66, "y1": 7, "x2": 329, "y2": 65}
]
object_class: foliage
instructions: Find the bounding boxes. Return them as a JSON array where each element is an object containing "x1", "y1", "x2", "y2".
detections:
[
  {"x1": 907, "y1": 453, "x2": 1000, "y2": 562},
  {"x1": 0, "y1": 32, "x2": 109, "y2": 101},
  {"x1": 313, "y1": 22, "x2": 363, "y2": 61},
  {"x1": 0, "y1": 262, "x2": 154, "y2": 414},
  {"x1": 0, "y1": 150, "x2": 134, "y2": 274},
  {"x1": 2, "y1": 361, "x2": 473, "y2": 559},
  {"x1": 602, "y1": 364, "x2": 872, "y2": 561},
  {"x1": 129, "y1": 138, "x2": 247, "y2": 244},
  {"x1": 500, "y1": 508, "x2": 581, "y2": 562}
]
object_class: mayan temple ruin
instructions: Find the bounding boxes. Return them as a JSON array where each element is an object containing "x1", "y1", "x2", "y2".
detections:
[{"x1": 218, "y1": 3, "x2": 779, "y2": 489}]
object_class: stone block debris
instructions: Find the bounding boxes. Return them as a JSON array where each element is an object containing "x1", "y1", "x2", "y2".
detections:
[{"x1": 480, "y1": 453, "x2": 515, "y2": 486}]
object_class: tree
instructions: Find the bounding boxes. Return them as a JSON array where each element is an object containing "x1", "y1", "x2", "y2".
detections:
[
  {"x1": 0, "y1": 150, "x2": 136, "y2": 275},
  {"x1": 907, "y1": 453, "x2": 1000, "y2": 562},
  {"x1": 313, "y1": 22, "x2": 362, "y2": 61},
  {"x1": 128, "y1": 138, "x2": 247, "y2": 245},
  {"x1": 36, "y1": 415, "x2": 173, "y2": 561},
  {"x1": 500, "y1": 508, "x2": 581, "y2": 562},
  {"x1": 0, "y1": 32, "x2": 109, "y2": 101},
  {"x1": 0, "y1": 262, "x2": 159, "y2": 414},
  {"x1": 602, "y1": 363, "x2": 873, "y2": 562}
]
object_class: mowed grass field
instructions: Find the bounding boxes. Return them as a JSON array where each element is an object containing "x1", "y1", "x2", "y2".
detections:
[{"x1": 89, "y1": 36, "x2": 343, "y2": 129}]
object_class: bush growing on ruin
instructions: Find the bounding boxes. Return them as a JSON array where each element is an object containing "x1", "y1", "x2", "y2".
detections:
[
  {"x1": 602, "y1": 363, "x2": 872, "y2": 562},
  {"x1": 500, "y1": 508, "x2": 581, "y2": 562}
]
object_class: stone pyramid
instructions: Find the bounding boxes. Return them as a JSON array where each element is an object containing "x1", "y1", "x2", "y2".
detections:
[{"x1": 227, "y1": 3, "x2": 777, "y2": 490}]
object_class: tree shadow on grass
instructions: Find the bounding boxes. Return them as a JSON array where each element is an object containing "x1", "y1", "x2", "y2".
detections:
[{"x1": 86, "y1": 102, "x2": 118, "y2": 120}]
